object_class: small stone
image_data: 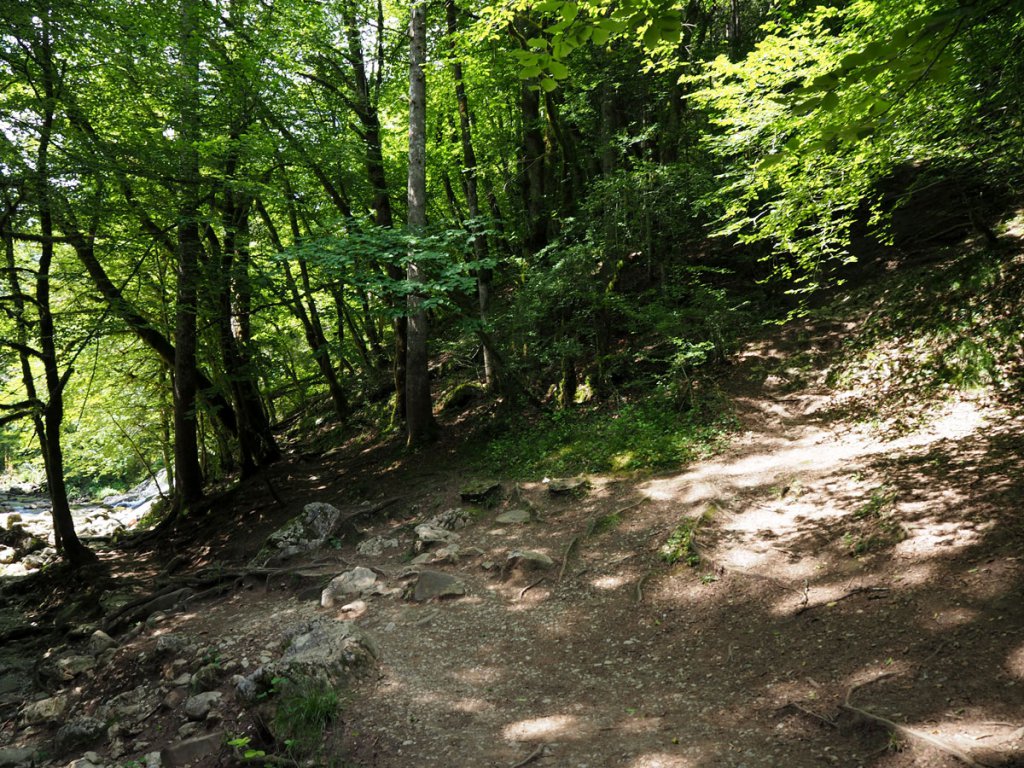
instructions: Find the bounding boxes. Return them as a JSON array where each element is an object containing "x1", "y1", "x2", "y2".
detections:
[
  {"x1": 409, "y1": 570, "x2": 467, "y2": 602},
  {"x1": 21, "y1": 693, "x2": 68, "y2": 724},
  {"x1": 161, "y1": 689, "x2": 186, "y2": 711},
  {"x1": 356, "y1": 537, "x2": 399, "y2": 556},
  {"x1": 460, "y1": 481, "x2": 501, "y2": 503},
  {"x1": 88, "y1": 630, "x2": 118, "y2": 655},
  {"x1": 0, "y1": 747, "x2": 36, "y2": 768},
  {"x1": 506, "y1": 550, "x2": 555, "y2": 572},
  {"x1": 55, "y1": 717, "x2": 106, "y2": 753},
  {"x1": 189, "y1": 663, "x2": 221, "y2": 692},
  {"x1": 176, "y1": 722, "x2": 202, "y2": 740},
  {"x1": 495, "y1": 509, "x2": 531, "y2": 524},
  {"x1": 413, "y1": 524, "x2": 459, "y2": 551},
  {"x1": 144, "y1": 751, "x2": 162, "y2": 768},
  {"x1": 321, "y1": 567, "x2": 378, "y2": 607},
  {"x1": 183, "y1": 691, "x2": 222, "y2": 721},
  {"x1": 161, "y1": 731, "x2": 224, "y2": 767},
  {"x1": 55, "y1": 654, "x2": 96, "y2": 679},
  {"x1": 547, "y1": 477, "x2": 587, "y2": 494}
]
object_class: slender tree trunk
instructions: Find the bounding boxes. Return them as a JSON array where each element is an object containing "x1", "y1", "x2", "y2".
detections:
[
  {"x1": 445, "y1": 0, "x2": 497, "y2": 390},
  {"x1": 173, "y1": 0, "x2": 205, "y2": 508},
  {"x1": 519, "y1": 78, "x2": 547, "y2": 255},
  {"x1": 405, "y1": 0, "x2": 436, "y2": 446}
]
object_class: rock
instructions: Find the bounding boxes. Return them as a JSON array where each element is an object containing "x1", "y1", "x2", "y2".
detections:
[
  {"x1": 176, "y1": 722, "x2": 202, "y2": 739},
  {"x1": 321, "y1": 567, "x2": 378, "y2": 607},
  {"x1": 505, "y1": 550, "x2": 555, "y2": 573},
  {"x1": 0, "y1": 746, "x2": 36, "y2": 768},
  {"x1": 183, "y1": 691, "x2": 222, "y2": 721},
  {"x1": 356, "y1": 536, "x2": 399, "y2": 556},
  {"x1": 410, "y1": 545, "x2": 459, "y2": 566},
  {"x1": 154, "y1": 634, "x2": 190, "y2": 657},
  {"x1": 495, "y1": 509, "x2": 532, "y2": 524},
  {"x1": 88, "y1": 630, "x2": 117, "y2": 656},
  {"x1": 144, "y1": 752, "x2": 162, "y2": 768},
  {"x1": 238, "y1": 619, "x2": 378, "y2": 697},
  {"x1": 460, "y1": 481, "x2": 501, "y2": 503},
  {"x1": 161, "y1": 689, "x2": 186, "y2": 711},
  {"x1": 51, "y1": 654, "x2": 95, "y2": 680},
  {"x1": 0, "y1": 546, "x2": 16, "y2": 564},
  {"x1": 429, "y1": 508, "x2": 472, "y2": 530},
  {"x1": 250, "y1": 502, "x2": 350, "y2": 566},
  {"x1": 54, "y1": 717, "x2": 106, "y2": 753},
  {"x1": 409, "y1": 570, "x2": 467, "y2": 602},
  {"x1": 21, "y1": 694, "x2": 68, "y2": 724},
  {"x1": 189, "y1": 663, "x2": 221, "y2": 692},
  {"x1": 413, "y1": 523, "x2": 459, "y2": 551},
  {"x1": 547, "y1": 476, "x2": 587, "y2": 494},
  {"x1": 160, "y1": 731, "x2": 224, "y2": 768},
  {"x1": 63, "y1": 751, "x2": 105, "y2": 768}
]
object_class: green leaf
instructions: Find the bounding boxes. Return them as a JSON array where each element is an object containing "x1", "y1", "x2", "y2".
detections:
[
  {"x1": 548, "y1": 59, "x2": 569, "y2": 79},
  {"x1": 591, "y1": 26, "x2": 611, "y2": 45},
  {"x1": 539, "y1": 76, "x2": 558, "y2": 92},
  {"x1": 559, "y1": 2, "x2": 578, "y2": 22},
  {"x1": 527, "y1": 37, "x2": 548, "y2": 48},
  {"x1": 642, "y1": 25, "x2": 661, "y2": 49}
]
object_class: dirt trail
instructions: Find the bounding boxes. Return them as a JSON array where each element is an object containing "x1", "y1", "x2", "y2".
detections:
[{"x1": 335, "y1": 323, "x2": 1024, "y2": 768}]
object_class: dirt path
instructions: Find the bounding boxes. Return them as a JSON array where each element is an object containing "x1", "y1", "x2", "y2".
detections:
[{"x1": 335, "y1": 324, "x2": 1024, "y2": 768}]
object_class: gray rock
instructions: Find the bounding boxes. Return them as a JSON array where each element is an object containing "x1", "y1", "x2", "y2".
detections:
[
  {"x1": 410, "y1": 545, "x2": 459, "y2": 566},
  {"x1": 144, "y1": 752, "x2": 162, "y2": 768},
  {"x1": 63, "y1": 751, "x2": 104, "y2": 768},
  {"x1": 506, "y1": 550, "x2": 555, "y2": 572},
  {"x1": 21, "y1": 694, "x2": 68, "y2": 724},
  {"x1": 154, "y1": 634, "x2": 190, "y2": 657},
  {"x1": 429, "y1": 508, "x2": 472, "y2": 530},
  {"x1": 0, "y1": 546, "x2": 16, "y2": 564},
  {"x1": 547, "y1": 476, "x2": 588, "y2": 494},
  {"x1": 239, "y1": 619, "x2": 378, "y2": 695},
  {"x1": 356, "y1": 536, "x2": 399, "y2": 556},
  {"x1": 183, "y1": 691, "x2": 222, "y2": 721},
  {"x1": 189, "y1": 662, "x2": 221, "y2": 692},
  {"x1": 88, "y1": 630, "x2": 117, "y2": 656},
  {"x1": 413, "y1": 523, "x2": 459, "y2": 550},
  {"x1": 495, "y1": 509, "x2": 531, "y2": 524},
  {"x1": 460, "y1": 481, "x2": 501, "y2": 503},
  {"x1": 55, "y1": 717, "x2": 106, "y2": 753},
  {"x1": 410, "y1": 570, "x2": 467, "y2": 602},
  {"x1": 160, "y1": 731, "x2": 224, "y2": 768},
  {"x1": 250, "y1": 502, "x2": 352, "y2": 566},
  {"x1": 321, "y1": 567, "x2": 378, "y2": 607},
  {"x1": 0, "y1": 747, "x2": 35, "y2": 768}
]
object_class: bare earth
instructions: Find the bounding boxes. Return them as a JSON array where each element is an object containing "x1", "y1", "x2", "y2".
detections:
[
  {"x1": 5, "y1": 319, "x2": 1024, "y2": 768},
  {"x1": 324, "y1": 325, "x2": 1024, "y2": 768}
]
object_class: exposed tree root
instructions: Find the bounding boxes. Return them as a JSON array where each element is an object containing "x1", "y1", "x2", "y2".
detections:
[
  {"x1": 795, "y1": 585, "x2": 890, "y2": 616},
  {"x1": 508, "y1": 744, "x2": 544, "y2": 768},
  {"x1": 518, "y1": 576, "x2": 547, "y2": 600},
  {"x1": 558, "y1": 535, "x2": 581, "y2": 581}
]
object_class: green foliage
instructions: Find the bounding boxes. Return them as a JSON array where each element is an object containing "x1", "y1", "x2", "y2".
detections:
[
  {"x1": 692, "y1": 0, "x2": 1024, "y2": 282},
  {"x1": 827, "y1": 242, "x2": 1024, "y2": 417},
  {"x1": 272, "y1": 677, "x2": 340, "y2": 759},
  {"x1": 479, "y1": 390, "x2": 734, "y2": 477},
  {"x1": 660, "y1": 510, "x2": 712, "y2": 566}
]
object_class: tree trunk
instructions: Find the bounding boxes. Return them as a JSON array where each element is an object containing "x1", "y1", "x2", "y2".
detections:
[
  {"x1": 405, "y1": 0, "x2": 436, "y2": 446},
  {"x1": 172, "y1": 0, "x2": 205, "y2": 508}
]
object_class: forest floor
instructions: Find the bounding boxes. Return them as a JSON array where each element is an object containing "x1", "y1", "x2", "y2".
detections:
[{"x1": 3, "y1": 303, "x2": 1024, "y2": 768}]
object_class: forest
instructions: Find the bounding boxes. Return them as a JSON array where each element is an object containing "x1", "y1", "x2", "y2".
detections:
[{"x1": 0, "y1": 0, "x2": 1021, "y2": 560}]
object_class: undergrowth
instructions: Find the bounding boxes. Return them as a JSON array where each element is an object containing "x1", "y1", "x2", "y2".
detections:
[
  {"x1": 826, "y1": 242, "x2": 1024, "y2": 425},
  {"x1": 476, "y1": 390, "x2": 735, "y2": 478}
]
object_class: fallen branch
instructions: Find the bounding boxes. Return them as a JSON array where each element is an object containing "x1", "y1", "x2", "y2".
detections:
[
  {"x1": 776, "y1": 701, "x2": 837, "y2": 729},
  {"x1": 518, "y1": 576, "x2": 547, "y2": 600},
  {"x1": 795, "y1": 586, "x2": 890, "y2": 616},
  {"x1": 508, "y1": 744, "x2": 544, "y2": 768}
]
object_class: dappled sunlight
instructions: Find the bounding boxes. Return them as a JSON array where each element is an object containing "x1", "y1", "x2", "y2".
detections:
[
  {"x1": 1006, "y1": 643, "x2": 1024, "y2": 680},
  {"x1": 591, "y1": 574, "x2": 628, "y2": 590},
  {"x1": 626, "y1": 751, "x2": 695, "y2": 767},
  {"x1": 451, "y1": 666, "x2": 502, "y2": 686},
  {"x1": 502, "y1": 714, "x2": 584, "y2": 742},
  {"x1": 450, "y1": 697, "x2": 492, "y2": 714}
]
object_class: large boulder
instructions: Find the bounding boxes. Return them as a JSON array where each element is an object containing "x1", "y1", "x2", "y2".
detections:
[
  {"x1": 250, "y1": 503, "x2": 352, "y2": 566},
  {"x1": 235, "y1": 618, "x2": 378, "y2": 701}
]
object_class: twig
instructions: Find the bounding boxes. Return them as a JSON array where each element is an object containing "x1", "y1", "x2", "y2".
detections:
[
  {"x1": 508, "y1": 744, "x2": 544, "y2": 768},
  {"x1": 518, "y1": 576, "x2": 547, "y2": 600},
  {"x1": 635, "y1": 571, "x2": 653, "y2": 605},
  {"x1": 795, "y1": 586, "x2": 890, "y2": 616},
  {"x1": 559, "y1": 535, "x2": 581, "y2": 581}
]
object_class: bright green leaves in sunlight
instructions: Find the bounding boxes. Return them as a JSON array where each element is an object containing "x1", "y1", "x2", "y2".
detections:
[
  {"x1": 499, "y1": 0, "x2": 683, "y2": 89},
  {"x1": 690, "y1": 0, "x2": 1024, "y2": 285}
]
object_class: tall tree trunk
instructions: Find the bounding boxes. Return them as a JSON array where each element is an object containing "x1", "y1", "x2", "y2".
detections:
[
  {"x1": 405, "y1": 0, "x2": 436, "y2": 446},
  {"x1": 445, "y1": 0, "x2": 496, "y2": 390},
  {"x1": 519, "y1": 79, "x2": 547, "y2": 255},
  {"x1": 172, "y1": 0, "x2": 205, "y2": 508}
]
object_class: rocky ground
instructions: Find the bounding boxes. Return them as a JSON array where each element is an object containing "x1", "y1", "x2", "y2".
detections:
[{"x1": 1, "y1": 320, "x2": 1023, "y2": 768}]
